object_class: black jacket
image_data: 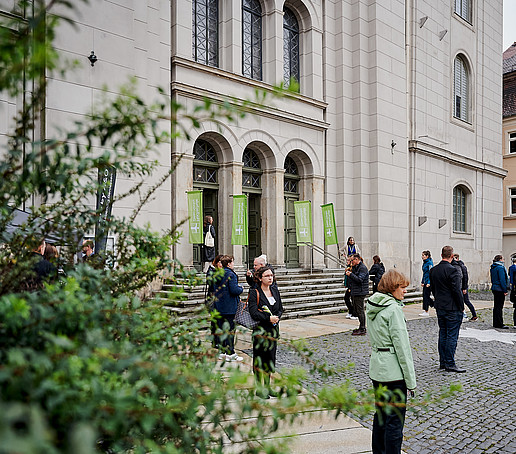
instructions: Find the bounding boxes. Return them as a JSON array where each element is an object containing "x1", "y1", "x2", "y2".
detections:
[
  {"x1": 347, "y1": 261, "x2": 369, "y2": 296},
  {"x1": 369, "y1": 263, "x2": 385, "y2": 285},
  {"x1": 202, "y1": 224, "x2": 216, "y2": 262},
  {"x1": 248, "y1": 286, "x2": 283, "y2": 328},
  {"x1": 453, "y1": 259, "x2": 469, "y2": 290},
  {"x1": 429, "y1": 260, "x2": 464, "y2": 312}
]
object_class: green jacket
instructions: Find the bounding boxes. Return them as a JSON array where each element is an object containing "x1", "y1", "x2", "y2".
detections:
[{"x1": 366, "y1": 292, "x2": 417, "y2": 390}]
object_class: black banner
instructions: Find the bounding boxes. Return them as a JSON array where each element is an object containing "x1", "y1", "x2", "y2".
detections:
[{"x1": 94, "y1": 166, "x2": 116, "y2": 254}]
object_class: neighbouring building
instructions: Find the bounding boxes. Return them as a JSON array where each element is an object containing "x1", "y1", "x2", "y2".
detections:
[
  {"x1": 0, "y1": 0, "x2": 505, "y2": 285},
  {"x1": 502, "y1": 42, "x2": 516, "y2": 261}
]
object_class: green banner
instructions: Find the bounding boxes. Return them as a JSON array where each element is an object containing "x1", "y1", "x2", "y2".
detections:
[
  {"x1": 187, "y1": 191, "x2": 203, "y2": 244},
  {"x1": 231, "y1": 195, "x2": 248, "y2": 245},
  {"x1": 321, "y1": 203, "x2": 338, "y2": 245},
  {"x1": 294, "y1": 200, "x2": 312, "y2": 243}
]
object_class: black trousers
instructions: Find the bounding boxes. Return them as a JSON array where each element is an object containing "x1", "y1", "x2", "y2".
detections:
[
  {"x1": 372, "y1": 380, "x2": 407, "y2": 454},
  {"x1": 492, "y1": 291, "x2": 506, "y2": 328},
  {"x1": 352, "y1": 294, "x2": 366, "y2": 329},
  {"x1": 422, "y1": 285, "x2": 432, "y2": 311},
  {"x1": 344, "y1": 288, "x2": 354, "y2": 316},
  {"x1": 216, "y1": 314, "x2": 235, "y2": 355}
]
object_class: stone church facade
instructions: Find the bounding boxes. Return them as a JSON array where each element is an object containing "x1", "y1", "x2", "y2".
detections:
[{"x1": 0, "y1": 0, "x2": 504, "y2": 284}]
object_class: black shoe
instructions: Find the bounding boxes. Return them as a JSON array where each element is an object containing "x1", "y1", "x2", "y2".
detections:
[
  {"x1": 439, "y1": 365, "x2": 446, "y2": 370},
  {"x1": 352, "y1": 328, "x2": 367, "y2": 336},
  {"x1": 445, "y1": 366, "x2": 466, "y2": 373}
]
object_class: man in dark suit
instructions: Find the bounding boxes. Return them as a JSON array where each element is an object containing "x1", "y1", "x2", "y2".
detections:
[{"x1": 429, "y1": 245, "x2": 465, "y2": 373}]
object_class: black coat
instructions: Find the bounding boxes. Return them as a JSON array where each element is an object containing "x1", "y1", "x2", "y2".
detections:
[
  {"x1": 453, "y1": 259, "x2": 469, "y2": 290},
  {"x1": 202, "y1": 224, "x2": 216, "y2": 262},
  {"x1": 429, "y1": 260, "x2": 464, "y2": 312},
  {"x1": 369, "y1": 263, "x2": 385, "y2": 285},
  {"x1": 347, "y1": 261, "x2": 369, "y2": 296},
  {"x1": 248, "y1": 285, "x2": 283, "y2": 328}
]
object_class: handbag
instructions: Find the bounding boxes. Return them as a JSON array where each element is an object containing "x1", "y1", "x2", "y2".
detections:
[
  {"x1": 204, "y1": 228, "x2": 214, "y2": 247},
  {"x1": 235, "y1": 289, "x2": 259, "y2": 329}
]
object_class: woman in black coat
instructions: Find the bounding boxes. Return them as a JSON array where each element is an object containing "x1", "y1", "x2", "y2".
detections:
[
  {"x1": 369, "y1": 255, "x2": 385, "y2": 294},
  {"x1": 248, "y1": 266, "x2": 283, "y2": 398}
]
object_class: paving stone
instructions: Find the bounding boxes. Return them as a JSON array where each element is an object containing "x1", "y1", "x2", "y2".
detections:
[{"x1": 277, "y1": 307, "x2": 516, "y2": 453}]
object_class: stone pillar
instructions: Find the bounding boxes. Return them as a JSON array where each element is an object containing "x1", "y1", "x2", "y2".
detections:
[
  {"x1": 172, "y1": 0, "x2": 192, "y2": 59},
  {"x1": 302, "y1": 27, "x2": 323, "y2": 99},
  {"x1": 299, "y1": 174, "x2": 325, "y2": 269},
  {"x1": 220, "y1": 0, "x2": 241, "y2": 73},
  {"x1": 171, "y1": 150, "x2": 194, "y2": 266},
  {"x1": 263, "y1": 6, "x2": 283, "y2": 85},
  {"x1": 262, "y1": 167, "x2": 285, "y2": 267},
  {"x1": 219, "y1": 160, "x2": 244, "y2": 266}
]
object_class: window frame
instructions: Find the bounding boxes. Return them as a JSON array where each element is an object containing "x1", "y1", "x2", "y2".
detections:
[
  {"x1": 192, "y1": 0, "x2": 219, "y2": 67},
  {"x1": 509, "y1": 188, "x2": 516, "y2": 217},
  {"x1": 282, "y1": 7, "x2": 300, "y2": 89},
  {"x1": 452, "y1": 185, "x2": 469, "y2": 234},
  {"x1": 454, "y1": 0, "x2": 472, "y2": 24},
  {"x1": 242, "y1": 0, "x2": 262, "y2": 81},
  {"x1": 509, "y1": 132, "x2": 516, "y2": 155},
  {"x1": 453, "y1": 55, "x2": 470, "y2": 123}
]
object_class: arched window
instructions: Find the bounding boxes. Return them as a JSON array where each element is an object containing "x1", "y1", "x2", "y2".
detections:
[
  {"x1": 193, "y1": 139, "x2": 218, "y2": 183},
  {"x1": 192, "y1": 0, "x2": 218, "y2": 67},
  {"x1": 283, "y1": 7, "x2": 299, "y2": 89},
  {"x1": 455, "y1": 0, "x2": 472, "y2": 23},
  {"x1": 453, "y1": 185, "x2": 469, "y2": 233},
  {"x1": 453, "y1": 55, "x2": 469, "y2": 122},
  {"x1": 284, "y1": 156, "x2": 300, "y2": 193},
  {"x1": 242, "y1": 148, "x2": 262, "y2": 188},
  {"x1": 242, "y1": 0, "x2": 262, "y2": 80}
]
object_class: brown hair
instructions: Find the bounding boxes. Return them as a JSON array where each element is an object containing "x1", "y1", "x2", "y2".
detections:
[
  {"x1": 351, "y1": 253, "x2": 362, "y2": 261},
  {"x1": 220, "y1": 255, "x2": 234, "y2": 268},
  {"x1": 372, "y1": 255, "x2": 381, "y2": 264},
  {"x1": 83, "y1": 239, "x2": 94, "y2": 249},
  {"x1": 212, "y1": 254, "x2": 223, "y2": 266},
  {"x1": 493, "y1": 254, "x2": 503, "y2": 262},
  {"x1": 253, "y1": 266, "x2": 274, "y2": 284},
  {"x1": 377, "y1": 269, "x2": 409, "y2": 294},
  {"x1": 441, "y1": 246, "x2": 454, "y2": 259},
  {"x1": 44, "y1": 244, "x2": 58, "y2": 261}
]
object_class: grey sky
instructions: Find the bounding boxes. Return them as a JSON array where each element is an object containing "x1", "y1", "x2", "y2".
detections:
[{"x1": 504, "y1": 0, "x2": 516, "y2": 51}]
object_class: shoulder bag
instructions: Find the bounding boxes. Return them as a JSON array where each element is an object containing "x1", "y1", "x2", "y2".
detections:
[{"x1": 235, "y1": 289, "x2": 259, "y2": 329}]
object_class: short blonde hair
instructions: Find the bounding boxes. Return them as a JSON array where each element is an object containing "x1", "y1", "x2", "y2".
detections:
[{"x1": 377, "y1": 269, "x2": 409, "y2": 294}]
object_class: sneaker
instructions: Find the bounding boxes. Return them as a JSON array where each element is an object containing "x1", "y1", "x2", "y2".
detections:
[
  {"x1": 218, "y1": 353, "x2": 226, "y2": 361},
  {"x1": 463, "y1": 312, "x2": 468, "y2": 319},
  {"x1": 226, "y1": 353, "x2": 243, "y2": 362},
  {"x1": 345, "y1": 313, "x2": 352, "y2": 319},
  {"x1": 419, "y1": 312, "x2": 430, "y2": 317},
  {"x1": 350, "y1": 316, "x2": 359, "y2": 320},
  {"x1": 470, "y1": 316, "x2": 478, "y2": 321}
]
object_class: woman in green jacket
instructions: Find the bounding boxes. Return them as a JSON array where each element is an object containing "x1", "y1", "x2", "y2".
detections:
[{"x1": 366, "y1": 270, "x2": 416, "y2": 454}]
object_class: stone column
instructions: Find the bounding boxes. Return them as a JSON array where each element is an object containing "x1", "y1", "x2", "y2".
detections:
[
  {"x1": 262, "y1": 167, "x2": 285, "y2": 268},
  {"x1": 220, "y1": 0, "x2": 241, "y2": 73},
  {"x1": 171, "y1": 149, "x2": 194, "y2": 266},
  {"x1": 172, "y1": 0, "x2": 192, "y2": 59},
  {"x1": 263, "y1": 6, "x2": 283, "y2": 85},
  {"x1": 219, "y1": 160, "x2": 244, "y2": 266}
]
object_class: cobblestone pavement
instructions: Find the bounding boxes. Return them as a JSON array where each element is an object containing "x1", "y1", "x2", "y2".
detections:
[{"x1": 277, "y1": 307, "x2": 516, "y2": 454}]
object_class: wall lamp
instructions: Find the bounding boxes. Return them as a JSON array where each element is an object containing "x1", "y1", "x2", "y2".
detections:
[{"x1": 88, "y1": 51, "x2": 98, "y2": 67}]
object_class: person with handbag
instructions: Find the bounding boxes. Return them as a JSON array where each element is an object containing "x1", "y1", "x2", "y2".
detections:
[
  {"x1": 248, "y1": 266, "x2": 283, "y2": 398},
  {"x1": 213, "y1": 255, "x2": 243, "y2": 362},
  {"x1": 202, "y1": 216, "x2": 216, "y2": 272}
]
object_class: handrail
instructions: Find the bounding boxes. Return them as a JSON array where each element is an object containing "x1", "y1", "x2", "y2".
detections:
[{"x1": 299, "y1": 242, "x2": 347, "y2": 273}]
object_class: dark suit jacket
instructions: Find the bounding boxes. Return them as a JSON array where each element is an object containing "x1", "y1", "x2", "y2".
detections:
[
  {"x1": 248, "y1": 286, "x2": 283, "y2": 328},
  {"x1": 429, "y1": 260, "x2": 464, "y2": 312}
]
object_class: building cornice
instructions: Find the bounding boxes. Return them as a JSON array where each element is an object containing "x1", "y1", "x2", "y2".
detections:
[
  {"x1": 409, "y1": 140, "x2": 507, "y2": 178},
  {"x1": 171, "y1": 56, "x2": 329, "y2": 132}
]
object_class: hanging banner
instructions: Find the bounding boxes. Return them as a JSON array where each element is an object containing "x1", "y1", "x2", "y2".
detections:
[
  {"x1": 94, "y1": 166, "x2": 116, "y2": 253},
  {"x1": 294, "y1": 200, "x2": 312, "y2": 244},
  {"x1": 187, "y1": 190, "x2": 203, "y2": 244},
  {"x1": 231, "y1": 195, "x2": 248, "y2": 245},
  {"x1": 321, "y1": 203, "x2": 338, "y2": 246}
]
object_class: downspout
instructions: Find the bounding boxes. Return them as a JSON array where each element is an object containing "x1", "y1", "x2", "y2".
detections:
[
  {"x1": 322, "y1": 0, "x2": 328, "y2": 265},
  {"x1": 406, "y1": 0, "x2": 415, "y2": 282}
]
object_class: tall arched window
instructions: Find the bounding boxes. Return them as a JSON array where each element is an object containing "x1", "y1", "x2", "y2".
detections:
[
  {"x1": 453, "y1": 55, "x2": 469, "y2": 122},
  {"x1": 192, "y1": 0, "x2": 218, "y2": 67},
  {"x1": 284, "y1": 156, "x2": 300, "y2": 193},
  {"x1": 242, "y1": 0, "x2": 262, "y2": 80},
  {"x1": 455, "y1": 0, "x2": 472, "y2": 23},
  {"x1": 193, "y1": 139, "x2": 218, "y2": 184},
  {"x1": 283, "y1": 7, "x2": 299, "y2": 89},
  {"x1": 453, "y1": 185, "x2": 469, "y2": 233}
]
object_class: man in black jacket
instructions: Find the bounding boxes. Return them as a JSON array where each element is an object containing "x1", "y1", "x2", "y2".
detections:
[
  {"x1": 346, "y1": 253, "x2": 369, "y2": 336},
  {"x1": 429, "y1": 246, "x2": 465, "y2": 373},
  {"x1": 453, "y1": 253, "x2": 477, "y2": 320}
]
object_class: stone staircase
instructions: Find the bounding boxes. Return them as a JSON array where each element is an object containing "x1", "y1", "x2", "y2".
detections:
[{"x1": 156, "y1": 268, "x2": 423, "y2": 320}]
